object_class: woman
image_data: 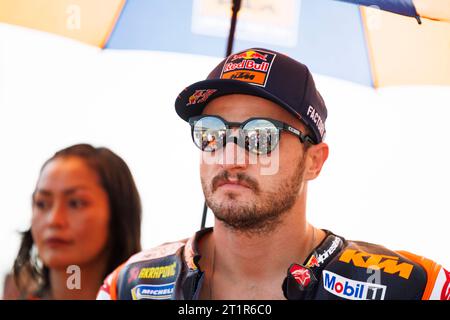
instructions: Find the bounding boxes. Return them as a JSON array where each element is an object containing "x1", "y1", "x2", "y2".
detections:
[{"x1": 12, "y1": 144, "x2": 142, "y2": 299}]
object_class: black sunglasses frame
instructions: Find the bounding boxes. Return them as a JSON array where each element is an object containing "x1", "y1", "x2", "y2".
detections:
[{"x1": 188, "y1": 115, "x2": 315, "y2": 154}]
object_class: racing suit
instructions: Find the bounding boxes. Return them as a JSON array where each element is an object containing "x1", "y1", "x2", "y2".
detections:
[{"x1": 97, "y1": 228, "x2": 449, "y2": 300}]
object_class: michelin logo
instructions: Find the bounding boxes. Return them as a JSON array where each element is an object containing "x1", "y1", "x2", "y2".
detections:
[
  {"x1": 131, "y1": 282, "x2": 175, "y2": 300},
  {"x1": 323, "y1": 271, "x2": 386, "y2": 300}
]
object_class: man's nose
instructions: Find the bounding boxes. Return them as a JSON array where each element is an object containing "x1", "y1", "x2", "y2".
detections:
[{"x1": 220, "y1": 128, "x2": 247, "y2": 169}]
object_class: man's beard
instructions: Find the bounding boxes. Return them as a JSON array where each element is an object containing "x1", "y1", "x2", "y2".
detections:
[{"x1": 201, "y1": 153, "x2": 307, "y2": 235}]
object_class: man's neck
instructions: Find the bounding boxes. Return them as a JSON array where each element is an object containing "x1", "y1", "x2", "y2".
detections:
[
  {"x1": 198, "y1": 195, "x2": 326, "y2": 299},
  {"x1": 213, "y1": 212, "x2": 320, "y2": 280}
]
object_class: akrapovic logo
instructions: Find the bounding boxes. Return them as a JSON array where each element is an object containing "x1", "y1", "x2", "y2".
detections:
[
  {"x1": 138, "y1": 262, "x2": 177, "y2": 279},
  {"x1": 323, "y1": 271, "x2": 386, "y2": 300}
]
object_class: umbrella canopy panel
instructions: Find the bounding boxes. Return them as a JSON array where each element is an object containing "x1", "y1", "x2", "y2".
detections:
[
  {"x1": 361, "y1": 6, "x2": 450, "y2": 87},
  {"x1": 0, "y1": 0, "x2": 125, "y2": 47},
  {"x1": 1, "y1": 0, "x2": 449, "y2": 88},
  {"x1": 106, "y1": 0, "x2": 373, "y2": 86}
]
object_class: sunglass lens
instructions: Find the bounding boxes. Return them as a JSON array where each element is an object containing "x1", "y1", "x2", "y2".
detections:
[
  {"x1": 242, "y1": 119, "x2": 279, "y2": 155},
  {"x1": 192, "y1": 116, "x2": 226, "y2": 152}
]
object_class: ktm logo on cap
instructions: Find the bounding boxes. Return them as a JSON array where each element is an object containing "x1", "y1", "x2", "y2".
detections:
[{"x1": 221, "y1": 49, "x2": 276, "y2": 87}]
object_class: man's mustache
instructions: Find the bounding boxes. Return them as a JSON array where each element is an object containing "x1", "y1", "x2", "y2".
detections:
[{"x1": 211, "y1": 171, "x2": 260, "y2": 194}]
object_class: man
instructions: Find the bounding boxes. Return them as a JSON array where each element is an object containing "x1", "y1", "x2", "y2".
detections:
[{"x1": 97, "y1": 48, "x2": 449, "y2": 300}]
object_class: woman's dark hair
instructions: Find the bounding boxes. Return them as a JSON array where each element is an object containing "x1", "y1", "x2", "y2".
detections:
[{"x1": 13, "y1": 143, "x2": 142, "y2": 298}]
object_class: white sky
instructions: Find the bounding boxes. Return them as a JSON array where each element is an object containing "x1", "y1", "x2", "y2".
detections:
[{"x1": 0, "y1": 23, "x2": 449, "y2": 292}]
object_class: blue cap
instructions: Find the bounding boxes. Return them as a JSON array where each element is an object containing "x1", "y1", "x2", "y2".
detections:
[{"x1": 175, "y1": 48, "x2": 327, "y2": 143}]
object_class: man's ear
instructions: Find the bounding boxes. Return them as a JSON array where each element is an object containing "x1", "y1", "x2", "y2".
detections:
[{"x1": 304, "y1": 142, "x2": 329, "y2": 181}]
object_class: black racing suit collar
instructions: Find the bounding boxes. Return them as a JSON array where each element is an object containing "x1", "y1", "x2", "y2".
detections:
[{"x1": 180, "y1": 228, "x2": 346, "y2": 300}]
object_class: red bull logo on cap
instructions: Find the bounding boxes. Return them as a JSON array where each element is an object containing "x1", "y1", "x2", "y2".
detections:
[
  {"x1": 221, "y1": 49, "x2": 276, "y2": 87},
  {"x1": 231, "y1": 50, "x2": 268, "y2": 62}
]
